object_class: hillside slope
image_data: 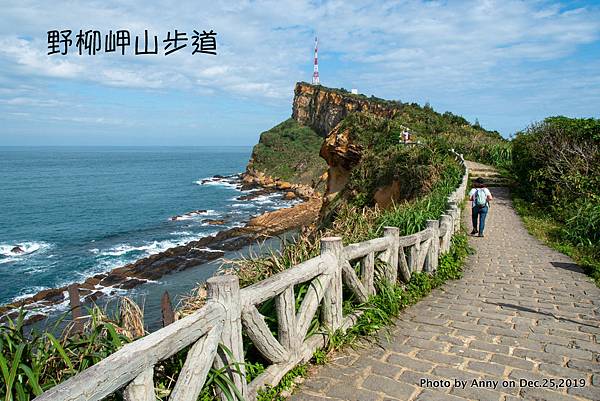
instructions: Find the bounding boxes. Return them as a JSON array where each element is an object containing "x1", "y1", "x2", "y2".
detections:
[
  {"x1": 246, "y1": 118, "x2": 326, "y2": 187},
  {"x1": 246, "y1": 82, "x2": 510, "y2": 202}
]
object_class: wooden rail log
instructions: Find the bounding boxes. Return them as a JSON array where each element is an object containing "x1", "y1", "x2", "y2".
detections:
[
  {"x1": 296, "y1": 274, "x2": 331, "y2": 340},
  {"x1": 398, "y1": 246, "x2": 411, "y2": 282},
  {"x1": 123, "y1": 368, "x2": 154, "y2": 401},
  {"x1": 383, "y1": 227, "x2": 399, "y2": 282},
  {"x1": 169, "y1": 322, "x2": 223, "y2": 401},
  {"x1": 276, "y1": 286, "x2": 299, "y2": 352},
  {"x1": 342, "y1": 236, "x2": 390, "y2": 260},
  {"x1": 242, "y1": 305, "x2": 290, "y2": 364},
  {"x1": 342, "y1": 261, "x2": 369, "y2": 302},
  {"x1": 425, "y1": 220, "x2": 440, "y2": 272},
  {"x1": 398, "y1": 233, "x2": 420, "y2": 247},
  {"x1": 241, "y1": 255, "x2": 333, "y2": 306},
  {"x1": 439, "y1": 214, "x2": 453, "y2": 252}
]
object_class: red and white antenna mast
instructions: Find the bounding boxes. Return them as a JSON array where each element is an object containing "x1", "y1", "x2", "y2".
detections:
[{"x1": 312, "y1": 36, "x2": 320, "y2": 85}]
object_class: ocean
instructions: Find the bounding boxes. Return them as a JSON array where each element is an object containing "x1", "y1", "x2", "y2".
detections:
[{"x1": 0, "y1": 147, "x2": 299, "y2": 315}]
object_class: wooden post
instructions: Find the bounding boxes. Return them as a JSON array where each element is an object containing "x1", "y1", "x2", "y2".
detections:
[
  {"x1": 320, "y1": 237, "x2": 343, "y2": 332},
  {"x1": 440, "y1": 214, "x2": 453, "y2": 253},
  {"x1": 124, "y1": 367, "x2": 154, "y2": 401},
  {"x1": 383, "y1": 227, "x2": 399, "y2": 283},
  {"x1": 207, "y1": 275, "x2": 248, "y2": 399},
  {"x1": 161, "y1": 291, "x2": 175, "y2": 327},
  {"x1": 448, "y1": 201, "x2": 460, "y2": 233},
  {"x1": 410, "y1": 236, "x2": 421, "y2": 273},
  {"x1": 425, "y1": 220, "x2": 440, "y2": 272},
  {"x1": 276, "y1": 286, "x2": 299, "y2": 354},
  {"x1": 361, "y1": 252, "x2": 375, "y2": 295},
  {"x1": 68, "y1": 284, "x2": 84, "y2": 334}
]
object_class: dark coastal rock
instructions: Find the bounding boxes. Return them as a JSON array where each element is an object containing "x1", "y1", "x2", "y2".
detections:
[
  {"x1": 82, "y1": 276, "x2": 102, "y2": 289},
  {"x1": 11, "y1": 245, "x2": 25, "y2": 254},
  {"x1": 119, "y1": 278, "x2": 146, "y2": 289},
  {"x1": 240, "y1": 181, "x2": 260, "y2": 191},
  {"x1": 170, "y1": 209, "x2": 207, "y2": 221},
  {"x1": 0, "y1": 310, "x2": 18, "y2": 323},
  {"x1": 237, "y1": 187, "x2": 275, "y2": 201},
  {"x1": 24, "y1": 313, "x2": 46, "y2": 325},
  {"x1": 85, "y1": 291, "x2": 103, "y2": 303},
  {"x1": 203, "y1": 219, "x2": 227, "y2": 225},
  {"x1": 32, "y1": 287, "x2": 66, "y2": 303},
  {"x1": 213, "y1": 235, "x2": 255, "y2": 251},
  {"x1": 99, "y1": 274, "x2": 128, "y2": 287}
]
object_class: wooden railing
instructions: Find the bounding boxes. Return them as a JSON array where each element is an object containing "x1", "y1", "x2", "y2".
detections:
[{"x1": 35, "y1": 152, "x2": 468, "y2": 401}]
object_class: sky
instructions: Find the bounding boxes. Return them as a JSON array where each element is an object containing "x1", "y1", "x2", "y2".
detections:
[{"x1": 0, "y1": 0, "x2": 599, "y2": 146}]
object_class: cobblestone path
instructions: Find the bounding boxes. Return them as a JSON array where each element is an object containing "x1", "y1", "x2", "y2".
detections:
[{"x1": 290, "y1": 187, "x2": 600, "y2": 401}]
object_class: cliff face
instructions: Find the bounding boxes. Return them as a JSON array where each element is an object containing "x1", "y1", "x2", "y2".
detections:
[{"x1": 292, "y1": 82, "x2": 402, "y2": 137}]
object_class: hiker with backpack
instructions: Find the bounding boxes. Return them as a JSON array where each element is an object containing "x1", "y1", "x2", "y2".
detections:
[{"x1": 469, "y1": 177, "x2": 493, "y2": 237}]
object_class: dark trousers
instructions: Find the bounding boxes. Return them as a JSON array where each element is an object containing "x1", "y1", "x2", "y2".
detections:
[{"x1": 471, "y1": 206, "x2": 489, "y2": 234}]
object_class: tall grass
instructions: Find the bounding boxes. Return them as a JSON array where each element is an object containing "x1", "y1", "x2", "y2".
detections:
[{"x1": 0, "y1": 306, "x2": 133, "y2": 401}]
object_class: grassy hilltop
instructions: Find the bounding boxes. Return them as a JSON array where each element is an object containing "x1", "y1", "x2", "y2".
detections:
[{"x1": 248, "y1": 118, "x2": 327, "y2": 187}]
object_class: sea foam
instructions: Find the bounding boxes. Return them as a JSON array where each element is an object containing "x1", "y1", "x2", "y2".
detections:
[{"x1": 0, "y1": 241, "x2": 52, "y2": 264}]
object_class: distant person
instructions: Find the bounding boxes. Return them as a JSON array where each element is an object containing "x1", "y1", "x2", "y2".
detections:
[
  {"x1": 469, "y1": 177, "x2": 493, "y2": 237},
  {"x1": 402, "y1": 130, "x2": 410, "y2": 144}
]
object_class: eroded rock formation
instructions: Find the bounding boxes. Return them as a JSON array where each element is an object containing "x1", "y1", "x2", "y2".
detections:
[
  {"x1": 292, "y1": 82, "x2": 402, "y2": 137},
  {"x1": 319, "y1": 123, "x2": 362, "y2": 201}
]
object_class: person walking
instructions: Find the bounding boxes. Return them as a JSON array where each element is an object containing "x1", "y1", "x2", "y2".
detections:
[
  {"x1": 402, "y1": 129, "x2": 410, "y2": 144},
  {"x1": 469, "y1": 177, "x2": 493, "y2": 237}
]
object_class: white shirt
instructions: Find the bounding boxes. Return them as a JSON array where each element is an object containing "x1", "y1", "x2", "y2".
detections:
[{"x1": 469, "y1": 187, "x2": 491, "y2": 208}]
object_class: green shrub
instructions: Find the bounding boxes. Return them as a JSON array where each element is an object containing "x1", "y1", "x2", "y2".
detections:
[
  {"x1": 511, "y1": 116, "x2": 600, "y2": 284},
  {"x1": 249, "y1": 119, "x2": 327, "y2": 186}
]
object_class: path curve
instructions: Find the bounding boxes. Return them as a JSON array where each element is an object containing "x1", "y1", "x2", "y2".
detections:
[{"x1": 290, "y1": 186, "x2": 600, "y2": 401}]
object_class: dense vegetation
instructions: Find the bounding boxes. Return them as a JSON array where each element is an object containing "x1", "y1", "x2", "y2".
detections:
[
  {"x1": 249, "y1": 119, "x2": 327, "y2": 187},
  {"x1": 251, "y1": 85, "x2": 510, "y2": 189},
  {"x1": 310, "y1": 83, "x2": 512, "y2": 169},
  {"x1": 395, "y1": 103, "x2": 511, "y2": 169},
  {"x1": 324, "y1": 113, "x2": 464, "y2": 213},
  {"x1": 511, "y1": 116, "x2": 600, "y2": 285}
]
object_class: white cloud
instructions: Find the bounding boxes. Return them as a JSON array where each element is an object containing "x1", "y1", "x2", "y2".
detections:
[
  {"x1": 0, "y1": 37, "x2": 84, "y2": 78},
  {"x1": 0, "y1": 0, "x2": 598, "y2": 135},
  {"x1": 0, "y1": 97, "x2": 64, "y2": 107}
]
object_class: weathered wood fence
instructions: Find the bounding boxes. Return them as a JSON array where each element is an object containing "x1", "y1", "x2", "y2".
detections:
[{"x1": 35, "y1": 152, "x2": 468, "y2": 401}]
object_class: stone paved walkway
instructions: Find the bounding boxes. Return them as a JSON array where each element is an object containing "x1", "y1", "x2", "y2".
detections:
[{"x1": 290, "y1": 187, "x2": 600, "y2": 401}]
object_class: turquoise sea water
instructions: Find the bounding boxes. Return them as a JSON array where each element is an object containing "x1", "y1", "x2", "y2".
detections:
[{"x1": 0, "y1": 147, "x2": 298, "y2": 307}]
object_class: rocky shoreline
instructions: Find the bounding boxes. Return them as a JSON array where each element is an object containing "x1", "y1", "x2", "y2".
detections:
[{"x1": 1, "y1": 173, "x2": 321, "y2": 325}]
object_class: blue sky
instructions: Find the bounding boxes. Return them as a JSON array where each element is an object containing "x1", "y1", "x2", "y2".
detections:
[{"x1": 0, "y1": 0, "x2": 599, "y2": 146}]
